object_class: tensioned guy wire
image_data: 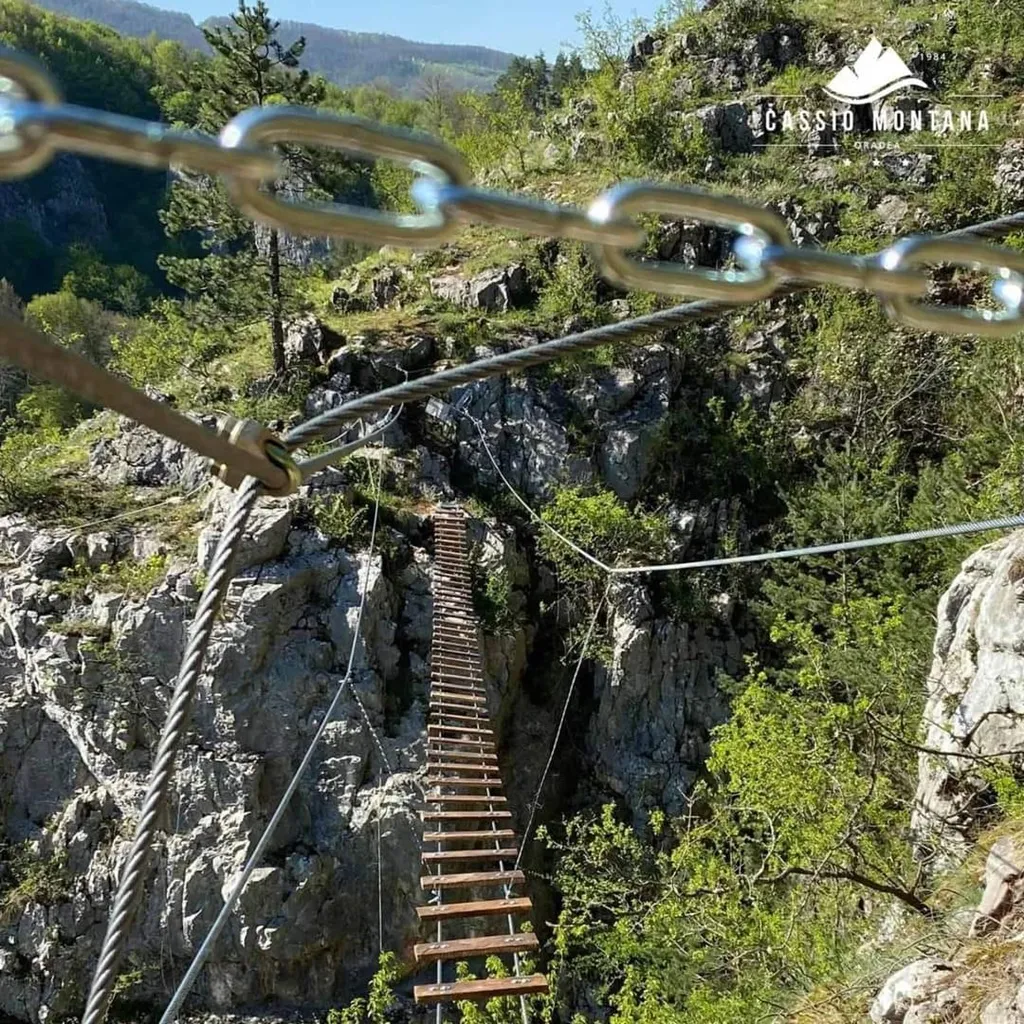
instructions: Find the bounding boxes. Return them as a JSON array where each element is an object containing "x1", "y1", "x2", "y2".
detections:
[
  {"x1": 465, "y1": 401, "x2": 1024, "y2": 574},
  {"x1": 158, "y1": 458, "x2": 385, "y2": 1024}
]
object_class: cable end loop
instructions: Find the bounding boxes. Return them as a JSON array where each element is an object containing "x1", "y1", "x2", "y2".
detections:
[{"x1": 212, "y1": 415, "x2": 301, "y2": 496}]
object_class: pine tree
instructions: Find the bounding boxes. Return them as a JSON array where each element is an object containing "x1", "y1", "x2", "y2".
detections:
[{"x1": 158, "y1": 1, "x2": 326, "y2": 375}]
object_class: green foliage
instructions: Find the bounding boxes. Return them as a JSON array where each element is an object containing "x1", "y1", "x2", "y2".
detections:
[
  {"x1": 471, "y1": 565, "x2": 523, "y2": 636},
  {"x1": 57, "y1": 554, "x2": 169, "y2": 602},
  {"x1": 309, "y1": 492, "x2": 369, "y2": 548},
  {"x1": 110, "y1": 299, "x2": 226, "y2": 390},
  {"x1": 540, "y1": 487, "x2": 669, "y2": 586},
  {"x1": 60, "y1": 244, "x2": 152, "y2": 314},
  {"x1": 157, "y1": 1, "x2": 327, "y2": 374},
  {"x1": 326, "y1": 951, "x2": 400, "y2": 1024},
  {"x1": 0, "y1": 842, "x2": 69, "y2": 924}
]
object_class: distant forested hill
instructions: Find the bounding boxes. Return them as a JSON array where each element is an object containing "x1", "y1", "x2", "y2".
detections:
[{"x1": 29, "y1": 0, "x2": 515, "y2": 91}]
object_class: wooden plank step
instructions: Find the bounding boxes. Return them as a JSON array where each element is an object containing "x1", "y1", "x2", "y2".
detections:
[
  {"x1": 427, "y1": 741, "x2": 497, "y2": 754},
  {"x1": 426, "y1": 794, "x2": 508, "y2": 805},
  {"x1": 425, "y1": 748, "x2": 497, "y2": 762},
  {"x1": 421, "y1": 810, "x2": 512, "y2": 821},
  {"x1": 414, "y1": 932, "x2": 538, "y2": 964},
  {"x1": 422, "y1": 829, "x2": 516, "y2": 842},
  {"x1": 427, "y1": 777, "x2": 504, "y2": 788},
  {"x1": 416, "y1": 896, "x2": 532, "y2": 922},
  {"x1": 430, "y1": 714, "x2": 491, "y2": 728},
  {"x1": 430, "y1": 699, "x2": 487, "y2": 712},
  {"x1": 420, "y1": 869, "x2": 524, "y2": 890},
  {"x1": 431, "y1": 686, "x2": 486, "y2": 699},
  {"x1": 425, "y1": 794, "x2": 505, "y2": 802},
  {"x1": 430, "y1": 680, "x2": 485, "y2": 692},
  {"x1": 429, "y1": 724, "x2": 495, "y2": 737},
  {"x1": 421, "y1": 847, "x2": 518, "y2": 863},
  {"x1": 414, "y1": 974, "x2": 548, "y2": 1004},
  {"x1": 430, "y1": 695, "x2": 487, "y2": 709},
  {"x1": 426, "y1": 762, "x2": 500, "y2": 773}
]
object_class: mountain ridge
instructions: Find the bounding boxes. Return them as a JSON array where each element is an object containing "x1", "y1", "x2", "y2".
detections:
[{"x1": 29, "y1": 0, "x2": 516, "y2": 92}]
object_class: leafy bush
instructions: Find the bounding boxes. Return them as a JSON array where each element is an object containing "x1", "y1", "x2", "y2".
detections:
[
  {"x1": 326, "y1": 951, "x2": 400, "y2": 1024},
  {"x1": 540, "y1": 487, "x2": 669, "y2": 586},
  {"x1": 0, "y1": 842, "x2": 69, "y2": 924}
]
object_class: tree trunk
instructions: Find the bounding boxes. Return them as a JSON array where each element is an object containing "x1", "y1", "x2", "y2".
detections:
[{"x1": 268, "y1": 225, "x2": 286, "y2": 375}]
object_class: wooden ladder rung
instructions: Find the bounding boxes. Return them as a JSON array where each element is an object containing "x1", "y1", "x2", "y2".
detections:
[
  {"x1": 423, "y1": 829, "x2": 516, "y2": 842},
  {"x1": 426, "y1": 794, "x2": 508, "y2": 805},
  {"x1": 414, "y1": 932, "x2": 538, "y2": 964},
  {"x1": 425, "y1": 749, "x2": 497, "y2": 763},
  {"x1": 426, "y1": 762, "x2": 500, "y2": 773},
  {"x1": 414, "y1": 974, "x2": 549, "y2": 1004},
  {"x1": 427, "y1": 740, "x2": 496, "y2": 752},
  {"x1": 427, "y1": 777, "x2": 505, "y2": 788},
  {"x1": 419, "y1": 869, "x2": 524, "y2": 890},
  {"x1": 429, "y1": 724, "x2": 495, "y2": 737},
  {"x1": 421, "y1": 847, "x2": 518, "y2": 863},
  {"x1": 421, "y1": 810, "x2": 512, "y2": 821},
  {"x1": 416, "y1": 895, "x2": 532, "y2": 921}
]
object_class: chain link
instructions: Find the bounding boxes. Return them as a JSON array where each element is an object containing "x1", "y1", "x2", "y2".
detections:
[{"x1": 0, "y1": 46, "x2": 1022, "y2": 338}]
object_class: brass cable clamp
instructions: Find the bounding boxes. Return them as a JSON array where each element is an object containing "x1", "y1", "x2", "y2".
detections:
[{"x1": 212, "y1": 415, "x2": 302, "y2": 496}]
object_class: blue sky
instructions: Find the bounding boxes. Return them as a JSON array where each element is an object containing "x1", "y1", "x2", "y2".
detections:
[{"x1": 154, "y1": 0, "x2": 665, "y2": 58}]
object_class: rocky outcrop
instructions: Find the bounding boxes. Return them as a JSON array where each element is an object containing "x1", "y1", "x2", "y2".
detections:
[
  {"x1": 0, "y1": 154, "x2": 108, "y2": 250},
  {"x1": 90, "y1": 416, "x2": 212, "y2": 489},
  {"x1": 971, "y1": 834, "x2": 1024, "y2": 937},
  {"x1": 585, "y1": 580, "x2": 743, "y2": 823},
  {"x1": 869, "y1": 958, "x2": 957, "y2": 1024},
  {"x1": 282, "y1": 316, "x2": 342, "y2": 368},
  {"x1": 995, "y1": 140, "x2": 1024, "y2": 204},
  {"x1": 429, "y1": 265, "x2": 531, "y2": 312},
  {"x1": 911, "y1": 529, "x2": 1024, "y2": 864}
]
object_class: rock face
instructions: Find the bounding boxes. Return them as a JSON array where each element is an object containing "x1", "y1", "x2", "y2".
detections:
[
  {"x1": 911, "y1": 529, "x2": 1024, "y2": 863},
  {"x1": 90, "y1": 416, "x2": 212, "y2": 489},
  {"x1": 0, "y1": 154, "x2": 108, "y2": 250},
  {"x1": 0, "y1": 463, "x2": 537, "y2": 1022},
  {"x1": 971, "y1": 834, "x2": 1024, "y2": 937},
  {"x1": 869, "y1": 958, "x2": 957, "y2": 1024},
  {"x1": 429, "y1": 265, "x2": 531, "y2": 312},
  {"x1": 584, "y1": 581, "x2": 742, "y2": 822}
]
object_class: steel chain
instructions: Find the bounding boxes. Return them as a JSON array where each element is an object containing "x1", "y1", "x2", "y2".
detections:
[{"x1": 0, "y1": 46, "x2": 1022, "y2": 349}]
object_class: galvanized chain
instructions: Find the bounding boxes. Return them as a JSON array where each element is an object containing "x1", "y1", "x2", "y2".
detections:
[{"x1": 0, "y1": 46, "x2": 1023, "y2": 482}]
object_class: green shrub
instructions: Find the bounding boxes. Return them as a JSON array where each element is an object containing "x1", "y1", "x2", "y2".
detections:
[
  {"x1": 0, "y1": 843, "x2": 69, "y2": 924},
  {"x1": 326, "y1": 951, "x2": 400, "y2": 1024}
]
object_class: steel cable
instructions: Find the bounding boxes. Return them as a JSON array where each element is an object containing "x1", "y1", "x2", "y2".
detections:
[
  {"x1": 281, "y1": 209, "x2": 1024, "y2": 451},
  {"x1": 158, "y1": 458, "x2": 384, "y2": 1024},
  {"x1": 82, "y1": 475, "x2": 263, "y2": 1024}
]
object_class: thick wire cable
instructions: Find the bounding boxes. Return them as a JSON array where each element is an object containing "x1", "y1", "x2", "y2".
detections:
[
  {"x1": 514, "y1": 582, "x2": 611, "y2": 874},
  {"x1": 82, "y1": 475, "x2": 263, "y2": 1024},
  {"x1": 282, "y1": 209, "x2": 1024, "y2": 453},
  {"x1": 466, "y1": 403, "x2": 1024, "y2": 574},
  {"x1": 157, "y1": 463, "x2": 384, "y2": 1024}
]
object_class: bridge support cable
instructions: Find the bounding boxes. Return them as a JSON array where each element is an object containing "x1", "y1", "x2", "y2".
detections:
[
  {"x1": 414, "y1": 505, "x2": 548, "y2": 1010},
  {"x1": 158, "y1": 460, "x2": 385, "y2": 1024}
]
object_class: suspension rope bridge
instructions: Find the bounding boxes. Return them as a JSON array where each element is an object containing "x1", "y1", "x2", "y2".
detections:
[{"x1": 415, "y1": 505, "x2": 548, "y2": 1010}]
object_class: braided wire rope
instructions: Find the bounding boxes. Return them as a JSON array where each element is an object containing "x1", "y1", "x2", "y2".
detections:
[
  {"x1": 156, "y1": 459, "x2": 385, "y2": 1024},
  {"x1": 81, "y1": 475, "x2": 263, "y2": 1024},
  {"x1": 283, "y1": 208, "x2": 1024, "y2": 453}
]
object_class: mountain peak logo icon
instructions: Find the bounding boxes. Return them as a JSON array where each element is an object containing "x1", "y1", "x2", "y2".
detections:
[{"x1": 825, "y1": 36, "x2": 928, "y2": 105}]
